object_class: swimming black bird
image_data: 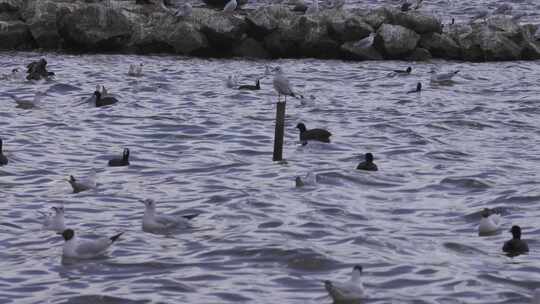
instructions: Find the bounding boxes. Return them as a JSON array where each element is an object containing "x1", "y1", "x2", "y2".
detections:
[
  {"x1": 296, "y1": 123, "x2": 331, "y2": 145},
  {"x1": 94, "y1": 90, "x2": 118, "y2": 107},
  {"x1": 238, "y1": 79, "x2": 260, "y2": 90},
  {"x1": 407, "y1": 82, "x2": 422, "y2": 94},
  {"x1": 503, "y1": 225, "x2": 529, "y2": 256},
  {"x1": 108, "y1": 148, "x2": 130, "y2": 167},
  {"x1": 26, "y1": 58, "x2": 55, "y2": 80},
  {"x1": 0, "y1": 138, "x2": 8, "y2": 166},
  {"x1": 394, "y1": 66, "x2": 412, "y2": 75},
  {"x1": 356, "y1": 153, "x2": 378, "y2": 171}
]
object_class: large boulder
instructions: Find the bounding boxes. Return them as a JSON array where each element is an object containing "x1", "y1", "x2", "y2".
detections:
[
  {"x1": 300, "y1": 16, "x2": 340, "y2": 58},
  {"x1": 246, "y1": 6, "x2": 295, "y2": 37},
  {"x1": 133, "y1": 20, "x2": 208, "y2": 55},
  {"x1": 375, "y1": 23, "x2": 419, "y2": 58},
  {"x1": 361, "y1": 7, "x2": 391, "y2": 30},
  {"x1": 392, "y1": 11, "x2": 442, "y2": 34},
  {"x1": 456, "y1": 24, "x2": 522, "y2": 61},
  {"x1": 24, "y1": 1, "x2": 65, "y2": 49},
  {"x1": 520, "y1": 24, "x2": 540, "y2": 59},
  {"x1": 327, "y1": 14, "x2": 373, "y2": 42},
  {"x1": 0, "y1": 20, "x2": 34, "y2": 49},
  {"x1": 486, "y1": 16, "x2": 522, "y2": 40},
  {"x1": 59, "y1": 5, "x2": 132, "y2": 51},
  {"x1": 419, "y1": 32, "x2": 460, "y2": 59},
  {"x1": 194, "y1": 9, "x2": 248, "y2": 52}
]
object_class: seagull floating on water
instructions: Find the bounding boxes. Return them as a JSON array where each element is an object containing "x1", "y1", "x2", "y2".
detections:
[
  {"x1": 7, "y1": 91, "x2": 46, "y2": 109},
  {"x1": 67, "y1": 171, "x2": 97, "y2": 193},
  {"x1": 324, "y1": 265, "x2": 366, "y2": 302},
  {"x1": 296, "y1": 122, "x2": 331, "y2": 145},
  {"x1": 430, "y1": 69, "x2": 459, "y2": 83},
  {"x1": 140, "y1": 199, "x2": 199, "y2": 233},
  {"x1": 407, "y1": 82, "x2": 422, "y2": 94},
  {"x1": 478, "y1": 208, "x2": 501, "y2": 236},
  {"x1": 108, "y1": 148, "x2": 130, "y2": 167},
  {"x1": 356, "y1": 153, "x2": 378, "y2": 171},
  {"x1": 128, "y1": 63, "x2": 143, "y2": 77},
  {"x1": 226, "y1": 75, "x2": 238, "y2": 88},
  {"x1": 503, "y1": 225, "x2": 529, "y2": 256},
  {"x1": 41, "y1": 206, "x2": 66, "y2": 233},
  {"x1": 0, "y1": 138, "x2": 8, "y2": 166},
  {"x1": 238, "y1": 79, "x2": 261, "y2": 90},
  {"x1": 60, "y1": 228, "x2": 123, "y2": 259}
]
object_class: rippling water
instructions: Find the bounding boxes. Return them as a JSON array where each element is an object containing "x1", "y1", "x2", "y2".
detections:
[{"x1": 1, "y1": 52, "x2": 540, "y2": 303}]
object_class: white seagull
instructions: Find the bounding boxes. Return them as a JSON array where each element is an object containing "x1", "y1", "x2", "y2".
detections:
[
  {"x1": 60, "y1": 229, "x2": 123, "y2": 259},
  {"x1": 478, "y1": 208, "x2": 501, "y2": 236},
  {"x1": 223, "y1": 0, "x2": 237, "y2": 13},
  {"x1": 324, "y1": 265, "x2": 366, "y2": 301},
  {"x1": 128, "y1": 63, "x2": 143, "y2": 77},
  {"x1": 353, "y1": 32, "x2": 375, "y2": 49},
  {"x1": 67, "y1": 170, "x2": 97, "y2": 193},
  {"x1": 140, "y1": 199, "x2": 199, "y2": 233},
  {"x1": 430, "y1": 69, "x2": 459, "y2": 83},
  {"x1": 7, "y1": 91, "x2": 46, "y2": 109},
  {"x1": 273, "y1": 67, "x2": 301, "y2": 102},
  {"x1": 226, "y1": 75, "x2": 238, "y2": 88},
  {"x1": 41, "y1": 206, "x2": 66, "y2": 233}
]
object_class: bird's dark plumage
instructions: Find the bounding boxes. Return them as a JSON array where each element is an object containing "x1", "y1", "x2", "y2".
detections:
[
  {"x1": 94, "y1": 91, "x2": 118, "y2": 107},
  {"x1": 0, "y1": 138, "x2": 8, "y2": 166},
  {"x1": 182, "y1": 213, "x2": 200, "y2": 220},
  {"x1": 503, "y1": 225, "x2": 529, "y2": 256},
  {"x1": 238, "y1": 79, "x2": 261, "y2": 90},
  {"x1": 394, "y1": 66, "x2": 412, "y2": 74},
  {"x1": 108, "y1": 148, "x2": 130, "y2": 167},
  {"x1": 109, "y1": 232, "x2": 124, "y2": 243},
  {"x1": 296, "y1": 123, "x2": 331, "y2": 144},
  {"x1": 356, "y1": 153, "x2": 378, "y2": 171},
  {"x1": 407, "y1": 82, "x2": 422, "y2": 94}
]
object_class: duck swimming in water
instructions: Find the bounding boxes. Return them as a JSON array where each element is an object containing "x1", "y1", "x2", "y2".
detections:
[
  {"x1": 503, "y1": 225, "x2": 529, "y2": 256},
  {"x1": 394, "y1": 66, "x2": 412, "y2": 75},
  {"x1": 407, "y1": 82, "x2": 422, "y2": 94},
  {"x1": 108, "y1": 148, "x2": 130, "y2": 167},
  {"x1": 356, "y1": 153, "x2": 378, "y2": 171},
  {"x1": 0, "y1": 138, "x2": 7, "y2": 166},
  {"x1": 296, "y1": 123, "x2": 331, "y2": 145}
]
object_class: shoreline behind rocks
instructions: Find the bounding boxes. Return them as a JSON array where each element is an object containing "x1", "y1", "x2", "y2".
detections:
[{"x1": 0, "y1": 0, "x2": 539, "y2": 61}]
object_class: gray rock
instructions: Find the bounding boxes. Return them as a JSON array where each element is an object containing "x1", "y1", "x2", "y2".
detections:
[
  {"x1": 392, "y1": 11, "x2": 442, "y2": 34},
  {"x1": 59, "y1": 5, "x2": 131, "y2": 51},
  {"x1": 330, "y1": 15, "x2": 373, "y2": 42},
  {"x1": 340, "y1": 41, "x2": 383, "y2": 60},
  {"x1": 362, "y1": 7, "x2": 391, "y2": 30},
  {"x1": 195, "y1": 9, "x2": 247, "y2": 50},
  {"x1": 246, "y1": 6, "x2": 295, "y2": 36},
  {"x1": 486, "y1": 16, "x2": 521, "y2": 39},
  {"x1": 0, "y1": 20, "x2": 34, "y2": 49},
  {"x1": 232, "y1": 37, "x2": 270, "y2": 58},
  {"x1": 405, "y1": 47, "x2": 431, "y2": 61},
  {"x1": 419, "y1": 32, "x2": 460, "y2": 59},
  {"x1": 375, "y1": 23, "x2": 419, "y2": 57},
  {"x1": 516, "y1": 24, "x2": 540, "y2": 60},
  {"x1": 0, "y1": 0, "x2": 22, "y2": 12}
]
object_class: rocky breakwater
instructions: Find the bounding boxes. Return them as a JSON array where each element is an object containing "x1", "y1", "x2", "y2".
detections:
[{"x1": 0, "y1": 0, "x2": 539, "y2": 61}]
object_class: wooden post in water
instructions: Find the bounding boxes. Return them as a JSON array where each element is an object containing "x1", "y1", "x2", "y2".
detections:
[{"x1": 272, "y1": 101, "x2": 286, "y2": 161}]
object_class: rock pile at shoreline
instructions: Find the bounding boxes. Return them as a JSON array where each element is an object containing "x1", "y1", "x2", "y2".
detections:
[{"x1": 0, "y1": 0, "x2": 539, "y2": 61}]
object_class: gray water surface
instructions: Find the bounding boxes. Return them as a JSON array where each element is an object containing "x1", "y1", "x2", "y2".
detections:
[{"x1": 1, "y1": 52, "x2": 540, "y2": 304}]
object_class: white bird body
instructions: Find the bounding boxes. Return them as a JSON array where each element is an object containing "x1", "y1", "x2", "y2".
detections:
[
  {"x1": 226, "y1": 75, "x2": 238, "y2": 88},
  {"x1": 41, "y1": 206, "x2": 65, "y2": 233},
  {"x1": 8, "y1": 91, "x2": 46, "y2": 109},
  {"x1": 306, "y1": 0, "x2": 319, "y2": 14},
  {"x1": 353, "y1": 33, "x2": 375, "y2": 49},
  {"x1": 273, "y1": 67, "x2": 297, "y2": 102},
  {"x1": 223, "y1": 0, "x2": 237, "y2": 13},
  {"x1": 430, "y1": 69, "x2": 459, "y2": 82},
  {"x1": 128, "y1": 63, "x2": 143, "y2": 76},
  {"x1": 141, "y1": 199, "x2": 197, "y2": 233},
  {"x1": 61, "y1": 229, "x2": 123, "y2": 259},
  {"x1": 478, "y1": 211, "x2": 501, "y2": 235},
  {"x1": 325, "y1": 266, "x2": 365, "y2": 302},
  {"x1": 68, "y1": 170, "x2": 97, "y2": 193}
]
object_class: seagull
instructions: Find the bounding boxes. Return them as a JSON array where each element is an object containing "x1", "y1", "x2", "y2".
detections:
[
  {"x1": 41, "y1": 206, "x2": 66, "y2": 233},
  {"x1": 296, "y1": 122, "x2": 331, "y2": 145},
  {"x1": 356, "y1": 153, "x2": 378, "y2": 171},
  {"x1": 7, "y1": 91, "x2": 46, "y2": 109},
  {"x1": 67, "y1": 171, "x2": 97, "y2": 193},
  {"x1": 503, "y1": 225, "x2": 529, "y2": 256},
  {"x1": 238, "y1": 79, "x2": 261, "y2": 90},
  {"x1": 226, "y1": 75, "x2": 238, "y2": 88},
  {"x1": 407, "y1": 82, "x2": 422, "y2": 94},
  {"x1": 0, "y1": 138, "x2": 8, "y2": 166},
  {"x1": 108, "y1": 148, "x2": 130, "y2": 167},
  {"x1": 305, "y1": 0, "x2": 319, "y2": 14},
  {"x1": 140, "y1": 199, "x2": 199, "y2": 233},
  {"x1": 324, "y1": 265, "x2": 366, "y2": 302},
  {"x1": 60, "y1": 229, "x2": 123, "y2": 259},
  {"x1": 223, "y1": 0, "x2": 237, "y2": 13},
  {"x1": 430, "y1": 69, "x2": 459, "y2": 83},
  {"x1": 273, "y1": 67, "x2": 301, "y2": 102},
  {"x1": 478, "y1": 208, "x2": 501, "y2": 236},
  {"x1": 128, "y1": 63, "x2": 143, "y2": 77},
  {"x1": 353, "y1": 33, "x2": 375, "y2": 49}
]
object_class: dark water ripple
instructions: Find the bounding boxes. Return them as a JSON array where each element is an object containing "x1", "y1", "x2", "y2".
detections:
[{"x1": 1, "y1": 53, "x2": 540, "y2": 303}]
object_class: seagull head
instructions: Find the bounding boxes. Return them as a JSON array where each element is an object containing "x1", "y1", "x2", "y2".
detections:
[
  {"x1": 140, "y1": 198, "x2": 156, "y2": 210},
  {"x1": 52, "y1": 206, "x2": 64, "y2": 214}
]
